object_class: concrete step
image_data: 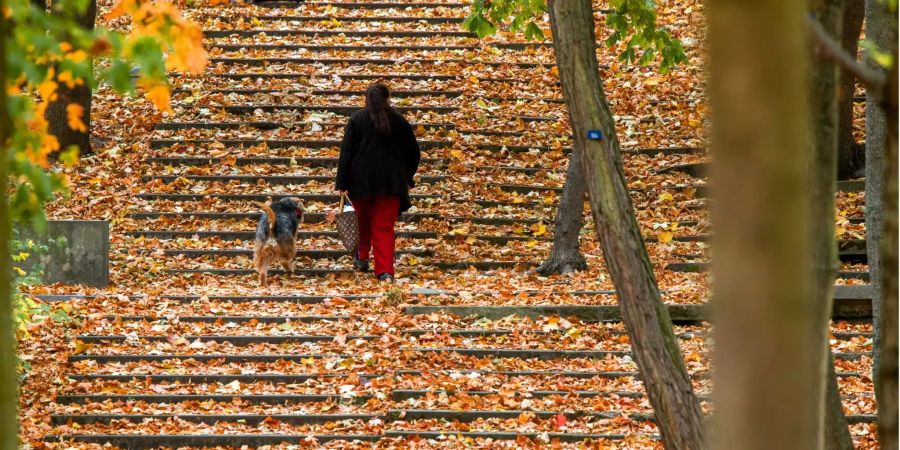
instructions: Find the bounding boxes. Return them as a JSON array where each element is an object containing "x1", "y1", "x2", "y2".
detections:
[
  {"x1": 258, "y1": 1, "x2": 467, "y2": 8},
  {"x1": 64, "y1": 373, "x2": 379, "y2": 383},
  {"x1": 141, "y1": 174, "x2": 446, "y2": 185},
  {"x1": 52, "y1": 393, "x2": 366, "y2": 404},
  {"x1": 161, "y1": 248, "x2": 430, "y2": 259},
  {"x1": 146, "y1": 156, "x2": 447, "y2": 167},
  {"x1": 252, "y1": 15, "x2": 466, "y2": 23},
  {"x1": 404, "y1": 294, "x2": 873, "y2": 321},
  {"x1": 411, "y1": 347, "x2": 628, "y2": 359},
  {"x1": 156, "y1": 294, "x2": 376, "y2": 302},
  {"x1": 210, "y1": 104, "x2": 459, "y2": 115},
  {"x1": 209, "y1": 73, "x2": 505, "y2": 81},
  {"x1": 666, "y1": 262, "x2": 870, "y2": 281},
  {"x1": 130, "y1": 211, "x2": 439, "y2": 222},
  {"x1": 96, "y1": 315, "x2": 348, "y2": 323},
  {"x1": 154, "y1": 121, "x2": 454, "y2": 130},
  {"x1": 204, "y1": 29, "x2": 476, "y2": 38},
  {"x1": 126, "y1": 230, "x2": 437, "y2": 240},
  {"x1": 148, "y1": 138, "x2": 452, "y2": 149},
  {"x1": 209, "y1": 43, "x2": 478, "y2": 51},
  {"x1": 68, "y1": 353, "x2": 340, "y2": 363},
  {"x1": 135, "y1": 193, "x2": 439, "y2": 202},
  {"x1": 76, "y1": 334, "x2": 379, "y2": 344},
  {"x1": 162, "y1": 261, "x2": 533, "y2": 277},
  {"x1": 383, "y1": 431, "x2": 623, "y2": 442},
  {"x1": 50, "y1": 413, "x2": 380, "y2": 425},
  {"x1": 209, "y1": 57, "x2": 555, "y2": 69}
]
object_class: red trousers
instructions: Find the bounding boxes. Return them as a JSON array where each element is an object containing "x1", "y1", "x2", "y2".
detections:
[{"x1": 351, "y1": 195, "x2": 400, "y2": 276}]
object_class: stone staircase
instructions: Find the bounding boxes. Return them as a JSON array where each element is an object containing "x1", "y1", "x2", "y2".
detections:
[{"x1": 41, "y1": 0, "x2": 875, "y2": 447}]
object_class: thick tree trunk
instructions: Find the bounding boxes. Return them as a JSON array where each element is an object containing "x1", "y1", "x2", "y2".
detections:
[
  {"x1": 836, "y1": 0, "x2": 865, "y2": 179},
  {"x1": 809, "y1": 2, "x2": 854, "y2": 449},
  {"x1": 865, "y1": 1, "x2": 897, "y2": 439},
  {"x1": 537, "y1": 149, "x2": 587, "y2": 275},
  {"x1": 0, "y1": 1, "x2": 17, "y2": 448},
  {"x1": 547, "y1": 1, "x2": 706, "y2": 448},
  {"x1": 877, "y1": 60, "x2": 898, "y2": 450},
  {"x1": 709, "y1": 0, "x2": 818, "y2": 449},
  {"x1": 44, "y1": 0, "x2": 96, "y2": 156}
]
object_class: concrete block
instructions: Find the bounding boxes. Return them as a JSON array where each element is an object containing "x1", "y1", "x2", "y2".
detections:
[{"x1": 19, "y1": 220, "x2": 109, "y2": 287}]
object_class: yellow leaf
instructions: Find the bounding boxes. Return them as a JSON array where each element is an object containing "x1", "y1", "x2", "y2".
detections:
[
  {"x1": 144, "y1": 84, "x2": 173, "y2": 113},
  {"x1": 533, "y1": 223, "x2": 547, "y2": 236},
  {"x1": 66, "y1": 103, "x2": 88, "y2": 133},
  {"x1": 104, "y1": 0, "x2": 133, "y2": 20},
  {"x1": 658, "y1": 192, "x2": 674, "y2": 202},
  {"x1": 57, "y1": 70, "x2": 79, "y2": 89},
  {"x1": 65, "y1": 50, "x2": 88, "y2": 63},
  {"x1": 644, "y1": 76, "x2": 664, "y2": 86},
  {"x1": 658, "y1": 231, "x2": 674, "y2": 243},
  {"x1": 37, "y1": 77, "x2": 58, "y2": 102},
  {"x1": 450, "y1": 226, "x2": 470, "y2": 236},
  {"x1": 526, "y1": 240, "x2": 537, "y2": 248},
  {"x1": 465, "y1": 236, "x2": 476, "y2": 245},
  {"x1": 450, "y1": 149, "x2": 463, "y2": 159}
]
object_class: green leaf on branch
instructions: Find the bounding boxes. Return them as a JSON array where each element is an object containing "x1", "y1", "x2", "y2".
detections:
[
  {"x1": 463, "y1": 13, "x2": 497, "y2": 38},
  {"x1": 524, "y1": 21, "x2": 544, "y2": 40},
  {"x1": 861, "y1": 39, "x2": 895, "y2": 69},
  {"x1": 465, "y1": 0, "x2": 688, "y2": 71}
]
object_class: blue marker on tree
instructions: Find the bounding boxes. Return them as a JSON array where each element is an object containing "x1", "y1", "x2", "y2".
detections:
[{"x1": 587, "y1": 129, "x2": 603, "y2": 140}]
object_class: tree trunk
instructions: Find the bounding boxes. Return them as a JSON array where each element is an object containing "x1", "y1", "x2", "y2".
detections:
[
  {"x1": 877, "y1": 60, "x2": 898, "y2": 450},
  {"x1": 865, "y1": 1, "x2": 897, "y2": 440},
  {"x1": 0, "y1": 1, "x2": 17, "y2": 448},
  {"x1": 836, "y1": 0, "x2": 865, "y2": 180},
  {"x1": 547, "y1": 1, "x2": 706, "y2": 448},
  {"x1": 44, "y1": 0, "x2": 96, "y2": 156},
  {"x1": 537, "y1": 149, "x2": 587, "y2": 275},
  {"x1": 709, "y1": 0, "x2": 818, "y2": 449},
  {"x1": 809, "y1": 1, "x2": 855, "y2": 449}
]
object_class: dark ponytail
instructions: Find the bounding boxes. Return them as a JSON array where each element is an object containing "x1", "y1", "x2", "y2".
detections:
[{"x1": 366, "y1": 83, "x2": 392, "y2": 135}]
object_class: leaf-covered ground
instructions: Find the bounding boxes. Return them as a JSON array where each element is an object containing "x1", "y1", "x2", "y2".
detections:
[{"x1": 21, "y1": 0, "x2": 875, "y2": 448}]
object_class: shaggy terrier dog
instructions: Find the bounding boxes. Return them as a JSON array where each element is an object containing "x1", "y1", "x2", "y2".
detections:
[{"x1": 253, "y1": 197, "x2": 304, "y2": 285}]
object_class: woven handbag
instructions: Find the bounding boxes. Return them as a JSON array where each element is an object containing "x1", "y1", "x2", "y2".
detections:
[{"x1": 336, "y1": 193, "x2": 359, "y2": 254}]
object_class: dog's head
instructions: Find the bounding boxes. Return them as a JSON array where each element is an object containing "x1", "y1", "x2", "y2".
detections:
[{"x1": 274, "y1": 197, "x2": 305, "y2": 220}]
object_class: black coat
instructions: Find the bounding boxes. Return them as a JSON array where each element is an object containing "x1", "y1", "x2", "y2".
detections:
[{"x1": 335, "y1": 109, "x2": 421, "y2": 213}]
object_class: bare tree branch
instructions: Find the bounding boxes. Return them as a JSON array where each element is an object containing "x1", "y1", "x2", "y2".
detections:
[{"x1": 808, "y1": 15, "x2": 887, "y2": 95}]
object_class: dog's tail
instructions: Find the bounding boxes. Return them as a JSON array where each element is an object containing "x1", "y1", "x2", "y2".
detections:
[{"x1": 253, "y1": 201, "x2": 277, "y2": 238}]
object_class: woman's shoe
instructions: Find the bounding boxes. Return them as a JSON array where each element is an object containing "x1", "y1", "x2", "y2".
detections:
[
  {"x1": 378, "y1": 273, "x2": 394, "y2": 283},
  {"x1": 353, "y1": 257, "x2": 369, "y2": 272}
]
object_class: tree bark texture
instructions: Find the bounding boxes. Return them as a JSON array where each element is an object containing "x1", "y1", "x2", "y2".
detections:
[
  {"x1": 809, "y1": 1, "x2": 854, "y2": 448},
  {"x1": 837, "y1": 0, "x2": 865, "y2": 179},
  {"x1": 547, "y1": 1, "x2": 706, "y2": 448},
  {"x1": 864, "y1": 1, "x2": 897, "y2": 435},
  {"x1": 44, "y1": 0, "x2": 96, "y2": 156},
  {"x1": 709, "y1": 1, "x2": 818, "y2": 449},
  {"x1": 877, "y1": 60, "x2": 898, "y2": 450},
  {"x1": 0, "y1": 1, "x2": 17, "y2": 448},
  {"x1": 537, "y1": 149, "x2": 588, "y2": 275}
]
